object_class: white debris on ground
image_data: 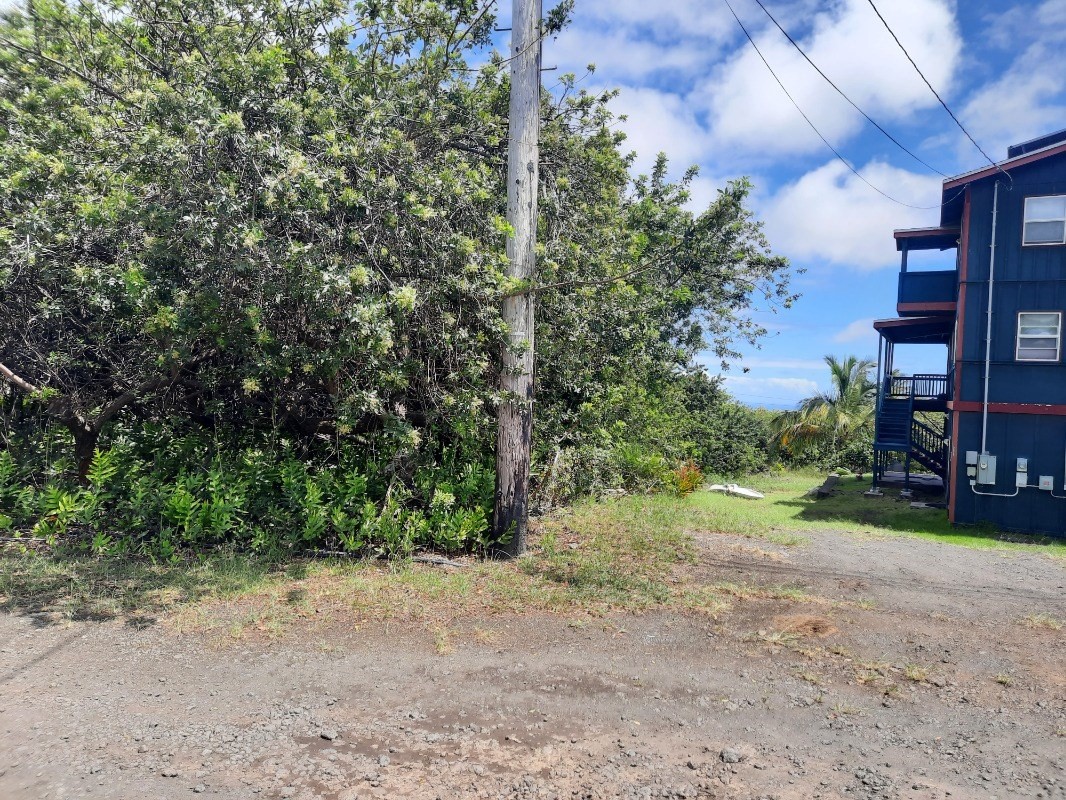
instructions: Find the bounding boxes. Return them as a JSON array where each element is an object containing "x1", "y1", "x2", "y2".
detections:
[{"x1": 707, "y1": 483, "x2": 765, "y2": 499}]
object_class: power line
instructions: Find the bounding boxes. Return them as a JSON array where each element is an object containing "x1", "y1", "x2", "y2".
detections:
[
  {"x1": 750, "y1": 0, "x2": 946, "y2": 177},
  {"x1": 863, "y1": 0, "x2": 1011, "y2": 185},
  {"x1": 721, "y1": 0, "x2": 947, "y2": 210}
]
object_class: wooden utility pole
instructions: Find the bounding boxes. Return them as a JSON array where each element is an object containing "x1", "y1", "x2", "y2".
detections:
[{"x1": 493, "y1": 0, "x2": 542, "y2": 557}]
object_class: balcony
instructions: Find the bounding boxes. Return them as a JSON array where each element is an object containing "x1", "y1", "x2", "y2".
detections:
[
  {"x1": 885, "y1": 373, "x2": 951, "y2": 411},
  {"x1": 897, "y1": 269, "x2": 957, "y2": 316}
]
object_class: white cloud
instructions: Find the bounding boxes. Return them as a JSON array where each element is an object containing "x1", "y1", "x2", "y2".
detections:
[
  {"x1": 983, "y1": 0, "x2": 1066, "y2": 50},
  {"x1": 833, "y1": 318, "x2": 877, "y2": 343},
  {"x1": 562, "y1": 0, "x2": 736, "y2": 43},
  {"x1": 608, "y1": 87, "x2": 709, "y2": 176},
  {"x1": 695, "y1": 0, "x2": 961, "y2": 158},
  {"x1": 960, "y1": 41, "x2": 1066, "y2": 160},
  {"x1": 547, "y1": 29, "x2": 706, "y2": 84},
  {"x1": 760, "y1": 159, "x2": 942, "y2": 270}
]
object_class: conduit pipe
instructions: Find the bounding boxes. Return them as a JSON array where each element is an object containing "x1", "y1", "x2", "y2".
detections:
[
  {"x1": 980, "y1": 181, "x2": 1000, "y2": 455},
  {"x1": 1051, "y1": 444, "x2": 1066, "y2": 500}
]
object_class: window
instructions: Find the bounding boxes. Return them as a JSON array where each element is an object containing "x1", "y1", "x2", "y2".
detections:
[
  {"x1": 1016, "y1": 312, "x2": 1061, "y2": 362},
  {"x1": 1023, "y1": 195, "x2": 1066, "y2": 245}
]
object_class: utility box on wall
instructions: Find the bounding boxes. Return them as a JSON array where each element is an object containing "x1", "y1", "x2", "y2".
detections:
[{"x1": 977, "y1": 455, "x2": 997, "y2": 485}]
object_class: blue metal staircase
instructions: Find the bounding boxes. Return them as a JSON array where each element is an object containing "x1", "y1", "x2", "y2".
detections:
[{"x1": 873, "y1": 376, "x2": 949, "y2": 488}]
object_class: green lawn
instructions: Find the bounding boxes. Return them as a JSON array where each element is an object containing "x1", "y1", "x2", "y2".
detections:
[{"x1": 692, "y1": 469, "x2": 1066, "y2": 553}]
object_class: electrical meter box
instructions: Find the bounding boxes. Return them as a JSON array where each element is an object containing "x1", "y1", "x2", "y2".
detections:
[
  {"x1": 1016, "y1": 457, "x2": 1028, "y2": 473},
  {"x1": 977, "y1": 455, "x2": 997, "y2": 485}
]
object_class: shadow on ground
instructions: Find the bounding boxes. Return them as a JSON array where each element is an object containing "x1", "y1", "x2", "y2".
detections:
[
  {"x1": 787, "y1": 478, "x2": 1059, "y2": 548},
  {"x1": 0, "y1": 549, "x2": 278, "y2": 626}
]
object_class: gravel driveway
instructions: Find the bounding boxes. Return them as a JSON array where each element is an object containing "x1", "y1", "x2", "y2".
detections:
[{"x1": 1, "y1": 528, "x2": 1063, "y2": 800}]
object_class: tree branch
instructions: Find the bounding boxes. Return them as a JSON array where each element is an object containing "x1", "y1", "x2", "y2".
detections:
[{"x1": 0, "y1": 360, "x2": 41, "y2": 395}]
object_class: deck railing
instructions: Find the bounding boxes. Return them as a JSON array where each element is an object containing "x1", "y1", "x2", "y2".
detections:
[
  {"x1": 910, "y1": 417, "x2": 947, "y2": 475},
  {"x1": 885, "y1": 374, "x2": 949, "y2": 401}
]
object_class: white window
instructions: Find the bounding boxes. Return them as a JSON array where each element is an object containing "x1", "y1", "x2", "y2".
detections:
[
  {"x1": 1016, "y1": 312, "x2": 1062, "y2": 362},
  {"x1": 1023, "y1": 195, "x2": 1066, "y2": 245}
]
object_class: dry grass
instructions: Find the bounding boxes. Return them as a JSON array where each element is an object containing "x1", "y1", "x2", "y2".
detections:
[
  {"x1": 1023, "y1": 613, "x2": 1062, "y2": 631},
  {"x1": 711, "y1": 582, "x2": 813, "y2": 603},
  {"x1": 471, "y1": 626, "x2": 499, "y2": 645},
  {"x1": 433, "y1": 626, "x2": 455, "y2": 656},
  {"x1": 904, "y1": 664, "x2": 930, "y2": 683},
  {"x1": 0, "y1": 499, "x2": 750, "y2": 638},
  {"x1": 771, "y1": 614, "x2": 838, "y2": 638},
  {"x1": 796, "y1": 670, "x2": 822, "y2": 685}
]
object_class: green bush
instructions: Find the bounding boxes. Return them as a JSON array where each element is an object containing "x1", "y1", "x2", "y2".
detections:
[{"x1": 0, "y1": 430, "x2": 496, "y2": 557}]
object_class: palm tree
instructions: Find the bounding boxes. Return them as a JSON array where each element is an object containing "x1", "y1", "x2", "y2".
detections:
[{"x1": 772, "y1": 355, "x2": 877, "y2": 457}]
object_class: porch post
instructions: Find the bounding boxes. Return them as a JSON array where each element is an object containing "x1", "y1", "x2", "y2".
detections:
[{"x1": 871, "y1": 334, "x2": 884, "y2": 491}]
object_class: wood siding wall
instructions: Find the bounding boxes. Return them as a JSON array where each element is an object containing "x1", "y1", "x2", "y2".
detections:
[{"x1": 950, "y1": 156, "x2": 1066, "y2": 536}]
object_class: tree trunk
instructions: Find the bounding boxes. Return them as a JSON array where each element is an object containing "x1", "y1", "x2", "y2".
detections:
[{"x1": 72, "y1": 424, "x2": 100, "y2": 483}]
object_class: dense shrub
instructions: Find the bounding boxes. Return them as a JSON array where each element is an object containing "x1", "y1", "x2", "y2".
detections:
[{"x1": 0, "y1": 0, "x2": 792, "y2": 554}]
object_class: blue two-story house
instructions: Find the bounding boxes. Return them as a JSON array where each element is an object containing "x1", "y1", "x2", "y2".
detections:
[{"x1": 871, "y1": 129, "x2": 1066, "y2": 538}]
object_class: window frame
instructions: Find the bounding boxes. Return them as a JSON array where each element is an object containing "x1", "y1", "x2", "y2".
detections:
[
  {"x1": 1022, "y1": 194, "x2": 1066, "y2": 246},
  {"x1": 1015, "y1": 311, "x2": 1062, "y2": 363}
]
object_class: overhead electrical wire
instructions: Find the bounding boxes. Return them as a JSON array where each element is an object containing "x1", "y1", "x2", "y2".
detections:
[
  {"x1": 721, "y1": 0, "x2": 949, "y2": 210},
  {"x1": 863, "y1": 0, "x2": 1012, "y2": 185},
  {"x1": 750, "y1": 0, "x2": 947, "y2": 177}
]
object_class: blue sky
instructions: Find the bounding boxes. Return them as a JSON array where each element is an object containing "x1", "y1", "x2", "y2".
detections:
[{"x1": 519, "y1": 0, "x2": 1066, "y2": 408}]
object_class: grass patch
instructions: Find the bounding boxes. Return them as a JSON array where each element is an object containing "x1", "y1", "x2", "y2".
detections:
[
  {"x1": 696, "y1": 470, "x2": 1066, "y2": 554},
  {"x1": 903, "y1": 663, "x2": 929, "y2": 683},
  {"x1": 1023, "y1": 612, "x2": 1062, "y2": 631},
  {"x1": 0, "y1": 494, "x2": 735, "y2": 633},
  {"x1": 8, "y1": 466, "x2": 1054, "y2": 635},
  {"x1": 712, "y1": 581, "x2": 813, "y2": 602}
]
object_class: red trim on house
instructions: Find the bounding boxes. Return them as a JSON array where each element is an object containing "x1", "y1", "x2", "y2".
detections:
[
  {"x1": 943, "y1": 142, "x2": 1066, "y2": 189},
  {"x1": 948, "y1": 410, "x2": 958, "y2": 524},
  {"x1": 948, "y1": 188, "x2": 971, "y2": 526},
  {"x1": 897, "y1": 302, "x2": 956, "y2": 313},
  {"x1": 948, "y1": 401, "x2": 1066, "y2": 416}
]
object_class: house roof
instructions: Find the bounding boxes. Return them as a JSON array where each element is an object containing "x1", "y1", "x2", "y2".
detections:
[
  {"x1": 942, "y1": 139, "x2": 1066, "y2": 190},
  {"x1": 893, "y1": 226, "x2": 960, "y2": 252},
  {"x1": 873, "y1": 316, "x2": 953, "y2": 345},
  {"x1": 938, "y1": 131, "x2": 1066, "y2": 227}
]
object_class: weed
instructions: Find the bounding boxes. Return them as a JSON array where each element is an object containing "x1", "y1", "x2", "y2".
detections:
[
  {"x1": 829, "y1": 701, "x2": 860, "y2": 716},
  {"x1": 994, "y1": 673, "x2": 1013, "y2": 687},
  {"x1": 1023, "y1": 613, "x2": 1062, "y2": 631},
  {"x1": 433, "y1": 626, "x2": 454, "y2": 656},
  {"x1": 904, "y1": 664, "x2": 929, "y2": 683},
  {"x1": 713, "y1": 582, "x2": 812, "y2": 602},
  {"x1": 855, "y1": 670, "x2": 880, "y2": 686},
  {"x1": 797, "y1": 670, "x2": 822, "y2": 685},
  {"x1": 751, "y1": 628, "x2": 800, "y2": 647}
]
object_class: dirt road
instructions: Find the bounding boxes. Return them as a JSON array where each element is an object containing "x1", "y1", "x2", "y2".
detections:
[{"x1": 1, "y1": 528, "x2": 1063, "y2": 800}]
